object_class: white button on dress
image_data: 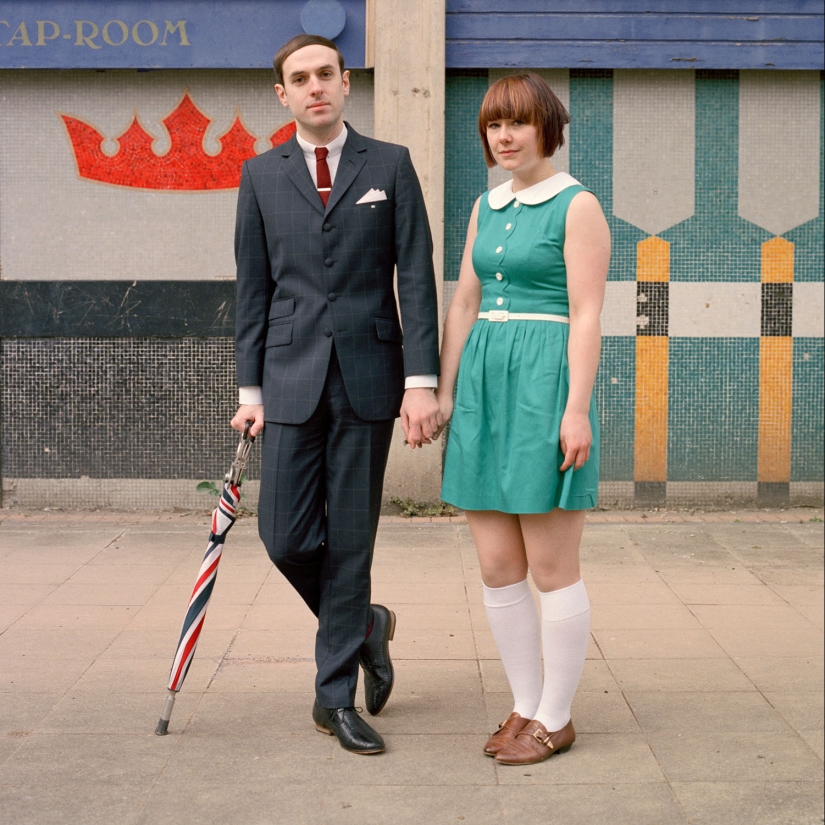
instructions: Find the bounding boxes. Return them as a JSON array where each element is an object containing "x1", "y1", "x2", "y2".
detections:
[
  {"x1": 496, "y1": 273, "x2": 503, "y2": 281},
  {"x1": 505, "y1": 223, "x2": 512, "y2": 230},
  {"x1": 496, "y1": 297, "x2": 504, "y2": 306},
  {"x1": 496, "y1": 246, "x2": 503, "y2": 253}
]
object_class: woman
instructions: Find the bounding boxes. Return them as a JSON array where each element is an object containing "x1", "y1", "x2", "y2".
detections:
[{"x1": 436, "y1": 73, "x2": 610, "y2": 766}]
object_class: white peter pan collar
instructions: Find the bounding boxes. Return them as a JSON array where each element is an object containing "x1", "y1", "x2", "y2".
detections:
[{"x1": 487, "y1": 172, "x2": 582, "y2": 210}]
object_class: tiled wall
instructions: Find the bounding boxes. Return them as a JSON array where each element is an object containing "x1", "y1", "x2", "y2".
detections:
[
  {"x1": 0, "y1": 69, "x2": 373, "y2": 510},
  {"x1": 444, "y1": 69, "x2": 824, "y2": 508},
  {"x1": 0, "y1": 68, "x2": 822, "y2": 509}
]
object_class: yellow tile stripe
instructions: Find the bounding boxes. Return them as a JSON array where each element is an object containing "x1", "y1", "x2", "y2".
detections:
[
  {"x1": 635, "y1": 337, "x2": 669, "y2": 481},
  {"x1": 761, "y1": 236, "x2": 794, "y2": 283},
  {"x1": 635, "y1": 236, "x2": 669, "y2": 483},
  {"x1": 636, "y1": 234, "x2": 670, "y2": 283},
  {"x1": 758, "y1": 238, "x2": 793, "y2": 483}
]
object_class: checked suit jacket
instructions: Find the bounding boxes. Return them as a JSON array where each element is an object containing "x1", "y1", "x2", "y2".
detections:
[{"x1": 234, "y1": 124, "x2": 440, "y2": 424}]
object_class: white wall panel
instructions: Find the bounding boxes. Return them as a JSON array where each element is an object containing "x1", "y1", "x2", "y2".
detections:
[
  {"x1": 669, "y1": 282, "x2": 761, "y2": 337},
  {"x1": 738, "y1": 71, "x2": 820, "y2": 236},
  {"x1": 613, "y1": 70, "x2": 695, "y2": 236},
  {"x1": 793, "y1": 283, "x2": 825, "y2": 338}
]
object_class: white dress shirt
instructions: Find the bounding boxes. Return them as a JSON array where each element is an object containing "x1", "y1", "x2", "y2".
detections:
[{"x1": 238, "y1": 125, "x2": 436, "y2": 405}]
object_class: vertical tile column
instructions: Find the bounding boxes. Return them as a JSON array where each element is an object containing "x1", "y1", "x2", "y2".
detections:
[
  {"x1": 758, "y1": 237, "x2": 794, "y2": 506},
  {"x1": 738, "y1": 71, "x2": 820, "y2": 506},
  {"x1": 613, "y1": 70, "x2": 694, "y2": 507},
  {"x1": 635, "y1": 237, "x2": 670, "y2": 505}
]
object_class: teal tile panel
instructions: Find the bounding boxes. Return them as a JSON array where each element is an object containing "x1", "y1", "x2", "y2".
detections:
[
  {"x1": 596, "y1": 336, "x2": 636, "y2": 481},
  {"x1": 569, "y1": 71, "x2": 643, "y2": 283},
  {"x1": 792, "y1": 337, "x2": 824, "y2": 481},
  {"x1": 664, "y1": 72, "x2": 771, "y2": 282},
  {"x1": 786, "y1": 77, "x2": 824, "y2": 282},
  {"x1": 668, "y1": 338, "x2": 760, "y2": 481},
  {"x1": 444, "y1": 71, "x2": 489, "y2": 283}
]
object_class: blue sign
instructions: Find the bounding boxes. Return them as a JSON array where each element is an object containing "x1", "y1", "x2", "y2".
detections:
[{"x1": 0, "y1": 0, "x2": 366, "y2": 69}]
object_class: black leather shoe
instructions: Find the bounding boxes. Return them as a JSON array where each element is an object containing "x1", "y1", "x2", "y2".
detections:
[
  {"x1": 312, "y1": 701, "x2": 385, "y2": 754},
  {"x1": 359, "y1": 604, "x2": 396, "y2": 715}
]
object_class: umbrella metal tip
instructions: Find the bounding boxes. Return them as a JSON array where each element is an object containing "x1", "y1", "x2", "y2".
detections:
[{"x1": 155, "y1": 719, "x2": 170, "y2": 736}]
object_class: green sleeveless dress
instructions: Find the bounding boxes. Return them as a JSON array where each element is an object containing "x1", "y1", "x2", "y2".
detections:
[{"x1": 441, "y1": 173, "x2": 600, "y2": 513}]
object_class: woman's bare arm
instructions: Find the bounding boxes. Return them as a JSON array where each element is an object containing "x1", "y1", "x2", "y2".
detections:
[{"x1": 560, "y1": 191, "x2": 611, "y2": 470}]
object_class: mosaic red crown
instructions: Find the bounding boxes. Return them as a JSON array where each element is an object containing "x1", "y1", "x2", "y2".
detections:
[{"x1": 61, "y1": 92, "x2": 296, "y2": 190}]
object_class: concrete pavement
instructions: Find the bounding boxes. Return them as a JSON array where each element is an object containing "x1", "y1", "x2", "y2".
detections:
[{"x1": 0, "y1": 507, "x2": 822, "y2": 825}]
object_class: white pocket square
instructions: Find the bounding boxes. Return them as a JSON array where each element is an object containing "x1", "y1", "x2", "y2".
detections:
[{"x1": 356, "y1": 188, "x2": 387, "y2": 205}]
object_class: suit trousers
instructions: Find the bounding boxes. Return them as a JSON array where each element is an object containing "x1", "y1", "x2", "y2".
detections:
[{"x1": 257, "y1": 346, "x2": 395, "y2": 707}]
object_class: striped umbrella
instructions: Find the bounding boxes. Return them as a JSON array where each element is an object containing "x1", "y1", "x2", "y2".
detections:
[{"x1": 155, "y1": 425, "x2": 254, "y2": 735}]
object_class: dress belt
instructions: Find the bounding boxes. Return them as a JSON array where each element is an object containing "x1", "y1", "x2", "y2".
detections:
[{"x1": 478, "y1": 310, "x2": 569, "y2": 324}]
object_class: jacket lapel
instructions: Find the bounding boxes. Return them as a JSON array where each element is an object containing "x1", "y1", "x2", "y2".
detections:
[
  {"x1": 280, "y1": 137, "x2": 325, "y2": 215},
  {"x1": 324, "y1": 125, "x2": 368, "y2": 215}
]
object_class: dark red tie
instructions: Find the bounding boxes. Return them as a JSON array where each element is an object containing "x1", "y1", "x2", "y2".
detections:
[{"x1": 315, "y1": 146, "x2": 331, "y2": 207}]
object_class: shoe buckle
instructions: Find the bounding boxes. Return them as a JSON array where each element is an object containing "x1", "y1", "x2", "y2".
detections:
[{"x1": 532, "y1": 728, "x2": 555, "y2": 750}]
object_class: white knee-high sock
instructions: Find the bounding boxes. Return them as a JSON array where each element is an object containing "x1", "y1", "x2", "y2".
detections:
[
  {"x1": 483, "y1": 579, "x2": 543, "y2": 719},
  {"x1": 534, "y1": 579, "x2": 590, "y2": 732}
]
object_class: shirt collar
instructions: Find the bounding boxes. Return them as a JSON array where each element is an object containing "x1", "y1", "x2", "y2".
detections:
[
  {"x1": 487, "y1": 172, "x2": 581, "y2": 210},
  {"x1": 295, "y1": 124, "x2": 348, "y2": 160}
]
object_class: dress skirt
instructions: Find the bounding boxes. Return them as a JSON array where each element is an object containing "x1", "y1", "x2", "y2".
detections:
[{"x1": 441, "y1": 318, "x2": 599, "y2": 513}]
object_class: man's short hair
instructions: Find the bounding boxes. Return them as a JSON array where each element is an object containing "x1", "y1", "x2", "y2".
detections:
[
  {"x1": 273, "y1": 34, "x2": 346, "y2": 86},
  {"x1": 478, "y1": 72, "x2": 570, "y2": 168}
]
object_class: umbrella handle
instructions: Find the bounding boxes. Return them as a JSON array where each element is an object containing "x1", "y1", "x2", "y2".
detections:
[
  {"x1": 226, "y1": 423, "x2": 255, "y2": 486},
  {"x1": 155, "y1": 689, "x2": 177, "y2": 735}
]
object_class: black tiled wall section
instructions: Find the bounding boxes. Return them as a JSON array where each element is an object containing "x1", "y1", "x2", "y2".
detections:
[{"x1": 2, "y1": 338, "x2": 259, "y2": 481}]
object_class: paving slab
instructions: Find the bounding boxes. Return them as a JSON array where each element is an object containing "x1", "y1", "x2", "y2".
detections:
[
  {"x1": 672, "y1": 781, "x2": 825, "y2": 825},
  {"x1": 498, "y1": 783, "x2": 686, "y2": 825},
  {"x1": 0, "y1": 509, "x2": 822, "y2": 825}
]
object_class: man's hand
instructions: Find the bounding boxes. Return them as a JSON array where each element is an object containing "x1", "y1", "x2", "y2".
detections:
[
  {"x1": 231, "y1": 404, "x2": 265, "y2": 437},
  {"x1": 400, "y1": 388, "x2": 442, "y2": 449}
]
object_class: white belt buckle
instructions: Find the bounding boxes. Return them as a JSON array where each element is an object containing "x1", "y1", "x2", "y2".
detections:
[{"x1": 488, "y1": 310, "x2": 509, "y2": 322}]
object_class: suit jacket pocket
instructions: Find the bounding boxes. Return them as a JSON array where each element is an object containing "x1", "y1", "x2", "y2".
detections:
[
  {"x1": 268, "y1": 296, "x2": 295, "y2": 321},
  {"x1": 375, "y1": 317, "x2": 403, "y2": 344},
  {"x1": 265, "y1": 323, "x2": 293, "y2": 348}
]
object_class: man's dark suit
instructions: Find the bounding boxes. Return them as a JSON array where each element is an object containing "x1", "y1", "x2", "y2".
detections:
[{"x1": 234, "y1": 124, "x2": 439, "y2": 708}]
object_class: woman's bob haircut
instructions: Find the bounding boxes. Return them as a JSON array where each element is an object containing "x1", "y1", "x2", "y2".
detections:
[{"x1": 478, "y1": 73, "x2": 570, "y2": 169}]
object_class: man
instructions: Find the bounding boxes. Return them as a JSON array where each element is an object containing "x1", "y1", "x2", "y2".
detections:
[{"x1": 231, "y1": 34, "x2": 440, "y2": 754}]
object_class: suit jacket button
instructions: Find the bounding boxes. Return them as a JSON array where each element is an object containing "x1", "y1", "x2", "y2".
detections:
[
  {"x1": 324, "y1": 329, "x2": 333, "y2": 337},
  {"x1": 324, "y1": 258, "x2": 334, "y2": 267},
  {"x1": 328, "y1": 292, "x2": 337, "y2": 301},
  {"x1": 323, "y1": 223, "x2": 332, "y2": 232}
]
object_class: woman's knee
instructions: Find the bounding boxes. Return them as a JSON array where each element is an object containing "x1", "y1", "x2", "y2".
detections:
[{"x1": 479, "y1": 555, "x2": 529, "y2": 588}]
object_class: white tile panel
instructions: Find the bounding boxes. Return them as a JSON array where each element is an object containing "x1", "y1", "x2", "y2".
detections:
[
  {"x1": 669, "y1": 282, "x2": 761, "y2": 338},
  {"x1": 793, "y1": 283, "x2": 825, "y2": 338},
  {"x1": 613, "y1": 70, "x2": 695, "y2": 235},
  {"x1": 738, "y1": 71, "x2": 821, "y2": 236},
  {"x1": 601, "y1": 280, "x2": 637, "y2": 337}
]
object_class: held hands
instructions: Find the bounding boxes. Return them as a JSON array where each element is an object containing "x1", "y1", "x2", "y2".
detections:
[
  {"x1": 559, "y1": 410, "x2": 592, "y2": 472},
  {"x1": 400, "y1": 388, "x2": 443, "y2": 449},
  {"x1": 433, "y1": 391, "x2": 453, "y2": 441},
  {"x1": 231, "y1": 404, "x2": 265, "y2": 437}
]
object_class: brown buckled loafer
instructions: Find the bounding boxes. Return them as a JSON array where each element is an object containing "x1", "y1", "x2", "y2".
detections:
[
  {"x1": 494, "y1": 719, "x2": 575, "y2": 765},
  {"x1": 483, "y1": 712, "x2": 531, "y2": 756}
]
